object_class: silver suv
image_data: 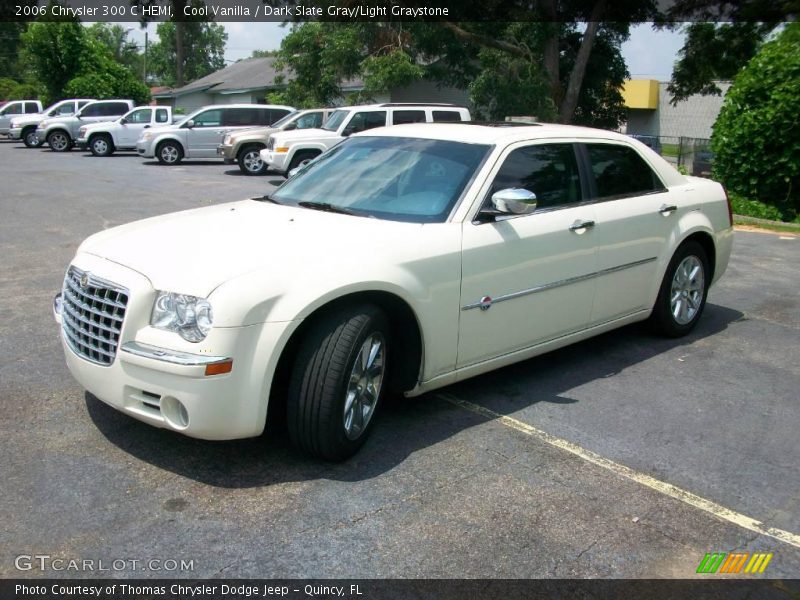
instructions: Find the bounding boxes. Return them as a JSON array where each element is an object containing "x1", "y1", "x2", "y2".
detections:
[
  {"x1": 136, "y1": 104, "x2": 295, "y2": 165},
  {"x1": 36, "y1": 100, "x2": 134, "y2": 151}
]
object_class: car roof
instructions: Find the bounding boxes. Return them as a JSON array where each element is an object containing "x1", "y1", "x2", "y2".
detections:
[
  {"x1": 197, "y1": 104, "x2": 295, "y2": 110},
  {"x1": 353, "y1": 122, "x2": 641, "y2": 145},
  {"x1": 331, "y1": 103, "x2": 467, "y2": 112}
]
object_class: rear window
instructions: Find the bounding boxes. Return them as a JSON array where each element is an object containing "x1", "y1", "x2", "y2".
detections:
[
  {"x1": 262, "y1": 108, "x2": 292, "y2": 125},
  {"x1": 24, "y1": 102, "x2": 40, "y2": 114},
  {"x1": 223, "y1": 108, "x2": 261, "y2": 127},
  {"x1": 392, "y1": 110, "x2": 426, "y2": 125}
]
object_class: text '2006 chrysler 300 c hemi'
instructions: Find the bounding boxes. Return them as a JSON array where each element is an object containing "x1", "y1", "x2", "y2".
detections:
[{"x1": 54, "y1": 123, "x2": 733, "y2": 461}]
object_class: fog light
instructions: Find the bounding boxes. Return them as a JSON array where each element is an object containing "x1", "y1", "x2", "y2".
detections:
[
  {"x1": 161, "y1": 396, "x2": 189, "y2": 429},
  {"x1": 53, "y1": 293, "x2": 63, "y2": 323}
]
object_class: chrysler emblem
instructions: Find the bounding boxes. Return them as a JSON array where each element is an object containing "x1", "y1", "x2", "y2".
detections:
[{"x1": 79, "y1": 273, "x2": 90, "y2": 289}]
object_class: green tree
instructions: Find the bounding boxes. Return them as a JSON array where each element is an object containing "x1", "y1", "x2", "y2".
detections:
[
  {"x1": 19, "y1": 20, "x2": 87, "y2": 104},
  {"x1": 0, "y1": 23, "x2": 29, "y2": 80},
  {"x1": 148, "y1": 20, "x2": 227, "y2": 87},
  {"x1": 86, "y1": 23, "x2": 143, "y2": 76},
  {"x1": 711, "y1": 23, "x2": 800, "y2": 220}
]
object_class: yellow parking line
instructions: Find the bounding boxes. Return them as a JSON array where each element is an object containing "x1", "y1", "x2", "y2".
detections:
[{"x1": 438, "y1": 393, "x2": 800, "y2": 549}]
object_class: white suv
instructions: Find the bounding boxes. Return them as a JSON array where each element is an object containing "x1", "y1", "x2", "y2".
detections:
[{"x1": 261, "y1": 103, "x2": 470, "y2": 175}]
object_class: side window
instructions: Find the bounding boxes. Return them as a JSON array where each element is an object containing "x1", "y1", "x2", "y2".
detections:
[
  {"x1": 223, "y1": 108, "x2": 260, "y2": 127},
  {"x1": 126, "y1": 108, "x2": 152, "y2": 124},
  {"x1": 585, "y1": 144, "x2": 665, "y2": 199},
  {"x1": 192, "y1": 109, "x2": 223, "y2": 127},
  {"x1": 264, "y1": 108, "x2": 291, "y2": 125},
  {"x1": 295, "y1": 111, "x2": 323, "y2": 129},
  {"x1": 78, "y1": 101, "x2": 92, "y2": 109},
  {"x1": 106, "y1": 102, "x2": 130, "y2": 116},
  {"x1": 79, "y1": 104, "x2": 103, "y2": 117},
  {"x1": 433, "y1": 110, "x2": 462, "y2": 122},
  {"x1": 25, "y1": 102, "x2": 40, "y2": 113},
  {"x1": 343, "y1": 111, "x2": 387, "y2": 136},
  {"x1": 2, "y1": 103, "x2": 22, "y2": 115},
  {"x1": 55, "y1": 103, "x2": 75, "y2": 116},
  {"x1": 489, "y1": 144, "x2": 582, "y2": 211},
  {"x1": 155, "y1": 109, "x2": 169, "y2": 123},
  {"x1": 392, "y1": 110, "x2": 425, "y2": 125}
]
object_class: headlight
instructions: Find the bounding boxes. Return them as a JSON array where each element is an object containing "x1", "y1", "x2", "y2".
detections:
[
  {"x1": 78, "y1": 126, "x2": 87, "y2": 136},
  {"x1": 223, "y1": 134, "x2": 231, "y2": 145},
  {"x1": 151, "y1": 291, "x2": 213, "y2": 342},
  {"x1": 10, "y1": 119, "x2": 19, "y2": 129},
  {"x1": 141, "y1": 132, "x2": 153, "y2": 142}
]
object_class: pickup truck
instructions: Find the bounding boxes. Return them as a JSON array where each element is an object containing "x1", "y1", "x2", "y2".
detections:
[
  {"x1": 36, "y1": 99, "x2": 134, "y2": 152},
  {"x1": 8, "y1": 99, "x2": 95, "y2": 147},
  {"x1": 0, "y1": 99, "x2": 42, "y2": 136},
  {"x1": 77, "y1": 106, "x2": 173, "y2": 156}
]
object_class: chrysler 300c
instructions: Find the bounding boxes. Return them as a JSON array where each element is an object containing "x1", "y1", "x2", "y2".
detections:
[{"x1": 53, "y1": 124, "x2": 733, "y2": 460}]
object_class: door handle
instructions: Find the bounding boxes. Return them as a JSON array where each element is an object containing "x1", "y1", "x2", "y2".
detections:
[
  {"x1": 659, "y1": 204, "x2": 678, "y2": 215},
  {"x1": 569, "y1": 219, "x2": 595, "y2": 232}
]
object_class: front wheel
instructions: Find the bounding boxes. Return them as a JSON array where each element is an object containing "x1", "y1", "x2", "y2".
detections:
[
  {"x1": 237, "y1": 145, "x2": 267, "y2": 175},
  {"x1": 650, "y1": 240, "x2": 710, "y2": 337},
  {"x1": 287, "y1": 304, "x2": 390, "y2": 461},
  {"x1": 156, "y1": 141, "x2": 183, "y2": 165},
  {"x1": 287, "y1": 150, "x2": 319, "y2": 174},
  {"x1": 47, "y1": 130, "x2": 71, "y2": 152},
  {"x1": 23, "y1": 128, "x2": 41, "y2": 148},
  {"x1": 89, "y1": 134, "x2": 114, "y2": 157}
]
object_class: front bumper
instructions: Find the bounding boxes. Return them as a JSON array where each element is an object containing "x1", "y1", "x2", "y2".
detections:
[
  {"x1": 260, "y1": 149, "x2": 288, "y2": 173},
  {"x1": 136, "y1": 140, "x2": 155, "y2": 158},
  {"x1": 217, "y1": 143, "x2": 235, "y2": 162},
  {"x1": 8, "y1": 127, "x2": 23, "y2": 140},
  {"x1": 53, "y1": 254, "x2": 290, "y2": 440}
]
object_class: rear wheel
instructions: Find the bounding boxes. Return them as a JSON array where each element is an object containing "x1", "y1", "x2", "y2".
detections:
[
  {"x1": 237, "y1": 145, "x2": 267, "y2": 175},
  {"x1": 47, "y1": 130, "x2": 71, "y2": 152},
  {"x1": 287, "y1": 304, "x2": 390, "y2": 461},
  {"x1": 23, "y1": 128, "x2": 41, "y2": 148},
  {"x1": 89, "y1": 134, "x2": 114, "y2": 157},
  {"x1": 650, "y1": 240, "x2": 710, "y2": 337},
  {"x1": 156, "y1": 140, "x2": 183, "y2": 165}
]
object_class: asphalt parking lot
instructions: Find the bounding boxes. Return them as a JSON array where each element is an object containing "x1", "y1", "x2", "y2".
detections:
[{"x1": 1, "y1": 140, "x2": 798, "y2": 579}]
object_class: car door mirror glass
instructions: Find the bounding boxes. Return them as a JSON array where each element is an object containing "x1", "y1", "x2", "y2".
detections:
[{"x1": 491, "y1": 188, "x2": 538, "y2": 215}]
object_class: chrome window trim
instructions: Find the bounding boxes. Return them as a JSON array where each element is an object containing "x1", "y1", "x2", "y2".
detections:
[{"x1": 462, "y1": 257, "x2": 658, "y2": 311}]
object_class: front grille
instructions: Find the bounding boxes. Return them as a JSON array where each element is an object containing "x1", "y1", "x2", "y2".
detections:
[{"x1": 61, "y1": 266, "x2": 129, "y2": 366}]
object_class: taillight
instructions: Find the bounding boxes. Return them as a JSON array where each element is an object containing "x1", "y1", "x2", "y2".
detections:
[{"x1": 723, "y1": 185, "x2": 733, "y2": 227}]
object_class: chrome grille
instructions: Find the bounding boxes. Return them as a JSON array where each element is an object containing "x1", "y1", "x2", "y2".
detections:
[{"x1": 61, "y1": 267, "x2": 129, "y2": 366}]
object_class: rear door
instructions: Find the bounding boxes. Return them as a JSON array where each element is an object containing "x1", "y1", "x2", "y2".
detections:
[{"x1": 582, "y1": 142, "x2": 676, "y2": 324}]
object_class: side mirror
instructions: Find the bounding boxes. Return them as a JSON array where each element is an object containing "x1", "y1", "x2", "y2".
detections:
[
  {"x1": 491, "y1": 188, "x2": 538, "y2": 215},
  {"x1": 75, "y1": 113, "x2": 82, "y2": 120},
  {"x1": 283, "y1": 122, "x2": 297, "y2": 131},
  {"x1": 119, "y1": 117, "x2": 128, "y2": 125},
  {"x1": 186, "y1": 119, "x2": 195, "y2": 128}
]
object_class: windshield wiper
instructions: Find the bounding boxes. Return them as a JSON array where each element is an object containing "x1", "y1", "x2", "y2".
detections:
[
  {"x1": 297, "y1": 201, "x2": 364, "y2": 216},
  {"x1": 253, "y1": 194, "x2": 282, "y2": 204}
]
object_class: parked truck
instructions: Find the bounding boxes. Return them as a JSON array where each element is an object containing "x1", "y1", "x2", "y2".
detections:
[
  {"x1": 77, "y1": 106, "x2": 173, "y2": 156},
  {"x1": 8, "y1": 99, "x2": 94, "y2": 147},
  {"x1": 35, "y1": 99, "x2": 134, "y2": 152}
]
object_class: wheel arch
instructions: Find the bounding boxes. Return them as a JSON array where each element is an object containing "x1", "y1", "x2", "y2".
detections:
[
  {"x1": 155, "y1": 135, "x2": 184, "y2": 154},
  {"x1": 266, "y1": 290, "x2": 423, "y2": 429},
  {"x1": 88, "y1": 130, "x2": 115, "y2": 148}
]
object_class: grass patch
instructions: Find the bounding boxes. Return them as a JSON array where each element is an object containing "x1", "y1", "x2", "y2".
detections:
[{"x1": 734, "y1": 215, "x2": 800, "y2": 234}]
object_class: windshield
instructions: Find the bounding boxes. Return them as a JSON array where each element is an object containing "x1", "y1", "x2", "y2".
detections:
[
  {"x1": 321, "y1": 109, "x2": 348, "y2": 132},
  {"x1": 270, "y1": 136, "x2": 491, "y2": 223},
  {"x1": 271, "y1": 111, "x2": 299, "y2": 128}
]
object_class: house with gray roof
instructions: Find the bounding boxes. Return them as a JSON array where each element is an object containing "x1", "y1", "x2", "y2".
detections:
[{"x1": 153, "y1": 56, "x2": 468, "y2": 113}]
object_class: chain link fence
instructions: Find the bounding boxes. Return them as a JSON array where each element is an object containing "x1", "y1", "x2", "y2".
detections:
[{"x1": 627, "y1": 135, "x2": 714, "y2": 177}]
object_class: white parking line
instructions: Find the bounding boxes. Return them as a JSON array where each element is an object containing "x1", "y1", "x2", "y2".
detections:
[{"x1": 438, "y1": 393, "x2": 800, "y2": 549}]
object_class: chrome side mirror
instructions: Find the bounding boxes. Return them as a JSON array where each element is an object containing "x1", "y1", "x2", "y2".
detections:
[
  {"x1": 491, "y1": 188, "x2": 538, "y2": 215},
  {"x1": 186, "y1": 119, "x2": 195, "y2": 128}
]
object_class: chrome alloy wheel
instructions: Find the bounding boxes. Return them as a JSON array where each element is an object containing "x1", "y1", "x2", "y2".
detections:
[
  {"x1": 242, "y1": 150, "x2": 263, "y2": 173},
  {"x1": 670, "y1": 255, "x2": 705, "y2": 325},
  {"x1": 92, "y1": 138, "x2": 109, "y2": 154},
  {"x1": 49, "y1": 132, "x2": 69, "y2": 151},
  {"x1": 161, "y1": 145, "x2": 180, "y2": 163},
  {"x1": 343, "y1": 333, "x2": 385, "y2": 441},
  {"x1": 24, "y1": 131, "x2": 38, "y2": 146}
]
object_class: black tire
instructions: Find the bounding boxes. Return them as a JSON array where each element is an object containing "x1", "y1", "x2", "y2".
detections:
[
  {"x1": 237, "y1": 144, "x2": 267, "y2": 175},
  {"x1": 287, "y1": 150, "x2": 319, "y2": 174},
  {"x1": 287, "y1": 304, "x2": 390, "y2": 461},
  {"x1": 156, "y1": 140, "x2": 183, "y2": 165},
  {"x1": 22, "y1": 128, "x2": 41, "y2": 148},
  {"x1": 650, "y1": 240, "x2": 710, "y2": 337},
  {"x1": 47, "y1": 130, "x2": 71, "y2": 152},
  {"x1": 89, "y1": 134, "x2": 114, "y2": 157}
]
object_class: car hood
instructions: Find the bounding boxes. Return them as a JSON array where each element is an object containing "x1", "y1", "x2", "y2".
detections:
[
  {"x1": 78, "y1": 199, "x2": 422, "y2": 297},
  {"x1": 11, "y1": 113, "x2": 46, "y2": 127},
  {"x1": 230, "y1": 126, "x2": 278, "y2": 141},
  {"x1": 273, "y1": 128, "x2": 340, "y2": 143},
  {"x1": 39, "y1": 116, "x2": 78, "y2": 128}
]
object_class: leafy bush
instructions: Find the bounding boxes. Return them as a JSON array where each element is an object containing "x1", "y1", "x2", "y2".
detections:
[
  {"x1": 728, "y1": 192, "x2": 788, "y2": 221},
  {"x1": 0, "y1": 77, "x2": 40, "y2": 101},
  {"x1": 711, "y1": 23, "x2": 800, "y2": 216}
]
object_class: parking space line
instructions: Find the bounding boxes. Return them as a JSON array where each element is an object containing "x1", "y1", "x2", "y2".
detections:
[{"x1": 438, "y1": 393, "x2": 800, "y2": 549}]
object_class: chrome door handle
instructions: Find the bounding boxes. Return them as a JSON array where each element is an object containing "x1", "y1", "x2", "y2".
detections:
[
  {"x1": 659, "y1": 204, "x2": 678, "y2": 214},
  {"x1": 569, "y1": 219, "x2": 595, "y2": 232}
]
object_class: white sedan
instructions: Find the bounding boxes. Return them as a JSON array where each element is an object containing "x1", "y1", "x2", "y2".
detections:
[{"x1": 53, "y1": 123, "x2": 733, "y2": 460}]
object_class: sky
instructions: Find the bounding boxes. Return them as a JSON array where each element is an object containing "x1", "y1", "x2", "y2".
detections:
[{"x1": 124, "y1": 22, "x2": 686, "y2": 83}]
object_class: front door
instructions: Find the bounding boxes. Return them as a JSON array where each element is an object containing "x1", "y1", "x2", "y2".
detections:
[
  {"x1": 118, "y1": 107, "x2": 152, "y2": 147},
  {"x1": 458, "y1": 142, "x2": 598, "y2": 368},
  {"x1": 186, "y1": 109, "x2": 228, "y2": 157}
]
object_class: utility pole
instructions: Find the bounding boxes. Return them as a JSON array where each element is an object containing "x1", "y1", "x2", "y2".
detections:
[{"x1": 143, "y1": 30, "x2": 148, "y2": 84}]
